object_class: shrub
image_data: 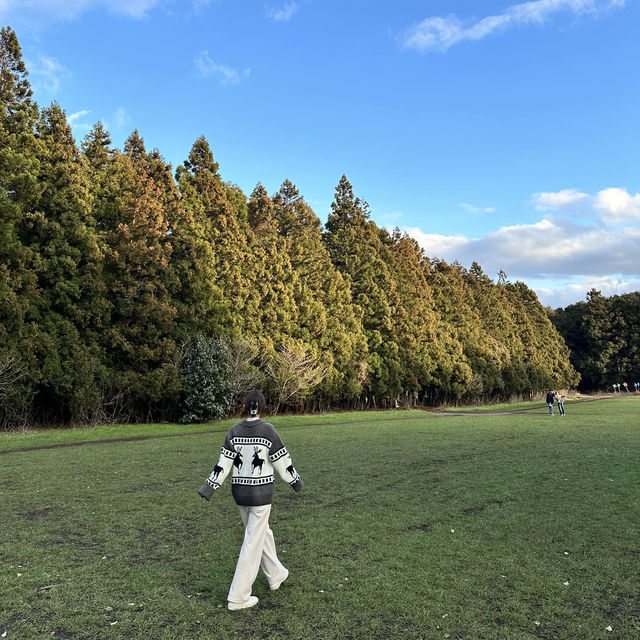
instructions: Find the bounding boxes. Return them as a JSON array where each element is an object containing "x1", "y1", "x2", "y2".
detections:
[{"x1": 179, "y1": 334, "x2": 232, "y2": 423}]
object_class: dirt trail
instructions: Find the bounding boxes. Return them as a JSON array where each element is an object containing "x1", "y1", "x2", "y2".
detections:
[{"x1": 0, "y1": 394, "x2": 621, "y2": 456}]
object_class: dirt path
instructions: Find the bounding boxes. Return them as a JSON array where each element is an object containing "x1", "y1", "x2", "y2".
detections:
[{"x1": 0, "y1": 394, "x2": 621, "y2": 456}]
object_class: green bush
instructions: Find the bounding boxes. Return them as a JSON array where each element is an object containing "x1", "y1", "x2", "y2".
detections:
[{"x1": 179, "y1": 334, "x2": 232, "y2": 423}]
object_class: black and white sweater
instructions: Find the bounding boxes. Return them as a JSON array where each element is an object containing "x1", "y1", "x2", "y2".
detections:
[{"x1": 205, "y1": 418, "x2": 301, "y2": 506}]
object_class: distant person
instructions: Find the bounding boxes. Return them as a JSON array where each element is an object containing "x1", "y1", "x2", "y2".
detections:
[
  {"x1": 198, "y1": 390, "x2": 303, "y2": 611},
  {"x1": 546, "y1": 390, "x2": 555, "y2": 415},
  {"x1": 623, "y1": 382, "x2": 629, "y2": 392},
  {"x1": 555, "y1": 391, "x2": 565, "y2": 416}
]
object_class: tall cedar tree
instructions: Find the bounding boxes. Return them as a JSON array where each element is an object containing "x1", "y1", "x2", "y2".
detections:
[
  {"x1": 91, "y1": 130, "x2": 179, "y2": 420},
  {"x1": 0, "y1": 26, "x2": 41, "y2": 424},
  {"x1": 272, "y1": 180, "x2": 368, "y2": 401},
  {"x1": 147, "y1": 146, "x2": 224, "y2": 338},
  {"x1": 462, "y1": 263, "x2": 514, "y2": 396},
  {"x1": 26, "y1": 103, "x2": 106, "y2": 422},
  {"x1": 245, "y1": 183, "x2": 299, "y2": 349},
  {"x1": 176, "y1": 136, "x2": 249, "y2": 334},
  {"x1": 385, "y1": 229, "x2": 438, "y2": 395},
  {"x1": 504, "y1": 280, "x2": 578, "y2": 390},
  {"x1": 324, "y1": 175, "x2": 401, "y2": 399},
  {"x1": 424, "y1": 260, "x2": 474, "y2": 401}
]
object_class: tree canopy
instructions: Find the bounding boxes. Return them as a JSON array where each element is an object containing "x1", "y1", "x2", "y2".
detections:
[
  {"x1": 550, "y1": 289, "x2": 640, "y2": 391},
  {"x1": 0, "y1": 26, "x2": 581, "y2": 427}
]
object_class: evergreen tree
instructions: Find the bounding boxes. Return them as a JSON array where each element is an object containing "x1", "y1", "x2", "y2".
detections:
[
  {"x1": 25, "y1": 102, "x2": 106, "y2": 421},
  {"x1": 90, "y1": 132, "x2": 179, "y2": 420},
  {"x1": 146, "y1": 146, "x2": 223, "y2": 338},
  {"x1": 325, "y1": 175, "x2": 400, "y2": 400},
  {"x1": 0, "y1": 26, "x2": 40, "y2": 425},
  {"x1": 272, "y1": 180, "x2": 367, "y2": 401},
  {"x1": 505, "y1": 280, "x2": 578, "y2": 391},
  {"x1": 423, "y1": 259, "x2": 474, "y2": 402},
  {"x1": 176, "y1": 136, "x2": 249, "y2": 334},
  {"x1": 552, "y1": 290, "x2": 639, "y2": 391},
  {"x1": 463, "y1": 263, "x2": 519, "y2": 397},
  {"x1": 245, "y1": 183, "x2": 298, "y2": 346},
  {"x1": 385, "y1": 229, "x2": 438, "y2": 398}
]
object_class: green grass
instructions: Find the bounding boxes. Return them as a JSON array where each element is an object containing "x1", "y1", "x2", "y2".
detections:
[
  {"x1": 0, "y1": 410, "x2": 421, "y2": 452},
  {"x1": 1, "y1": 397, "x2": 639, "y2": 639}
]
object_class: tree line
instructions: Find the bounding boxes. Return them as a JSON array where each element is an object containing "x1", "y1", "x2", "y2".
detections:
[
  {"x1": 550, "y1": 289, "x2": 640, "y2": 392},
  {"x1": 0, "y1": 27, "x2": 579, "y2": 428}
]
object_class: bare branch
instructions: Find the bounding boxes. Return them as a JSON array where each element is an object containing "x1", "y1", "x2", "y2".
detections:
[{"x1": 264, "y1": 343, "x2": 327, "y2": 412}]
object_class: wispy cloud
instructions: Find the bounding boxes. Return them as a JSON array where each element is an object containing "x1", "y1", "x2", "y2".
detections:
[
  {"x1": 267, "y1": 2, "x2": 298, "y2": 22},
  {"x1": 113, "y1": 107, "x2": 131, "y2": 129},
  {"x1": 25, "y1": 55, "x2": 71, "y2": 95},
  {"x1": 404, "y1": 185, "x2": 640, "y2": 307},
  {"x1": 100, "y1": 107, "x2": 132, "y2": 133},
  {"x1": 400, "y1": 0, "x2": 625, "y2": 53},
  {"x1": 381, "y1": 211, "x2": 405, "y2": 223},
  {"x1": 0, "y1": 0, "x2": 166, "y2": 21},
  {"x1": 460, "y1": 202, "x2": 495, "y2": 214},
  {"x1": 68, "y1": 109, "x2": 92, "y2": 136},
  {"x1": 195, "y1": 50, "x2": 250, "y2": 85}
]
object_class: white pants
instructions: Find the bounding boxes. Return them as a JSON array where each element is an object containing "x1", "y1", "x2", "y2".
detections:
[{"x1": 227, "y1": 504, "x2": 287, "y2": 604}]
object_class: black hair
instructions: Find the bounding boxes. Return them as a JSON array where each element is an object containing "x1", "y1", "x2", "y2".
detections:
[{"x1": 244, "y1": 389, "x2": 266, "y2": 416}]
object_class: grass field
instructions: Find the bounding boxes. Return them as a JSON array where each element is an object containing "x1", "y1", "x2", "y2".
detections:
[{"x1": 1, "y1": 397, "x2": 638, "y2": 639}]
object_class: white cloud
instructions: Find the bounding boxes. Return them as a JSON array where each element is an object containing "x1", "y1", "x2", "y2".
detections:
[
  {"x1": 68, "y1": 109, "x2": 92, "y2": 136},
  {"x1": 404, "y1": 228, "x2": 470, "y2": 258},
  {"x1": 531, "y1": 186, "x2": 640, "y2": 225},
  {"x1": 110, "y1": 0, "x2": 165, "y2": 19},
  {"x1": 460, "y1": 202, "x2": 495, "y2": 214},
  {"x1": 530, "y1": 188, "x2": 591, "y2": 212},
  {"x1": 409, "y1": 216, "x2": 640, "y2": 277},
  {"x1": 26, "y1": 55, "x2": 71, "y2": 95},
  {"x1": 267, "y1": 2, "x2": 298, "y2": 22},
  {"x1": 68, "y1": 109, "x2": 90, "y2": 124},
  {"x1": 594, "y1": 187, "x2": 640, "y2": 223},
  {"x1": 195, "y1": 50, "x2": 250, "y2": 85},
  {"x1": 534, "y1": 275, "x2": 640, "y2": 308},
  {"x1": 403, "y1": 185, "x2": 640, "y2": 307},
  {"x1": 400, "y1": 0, "x2": 625, "y2": 53}
]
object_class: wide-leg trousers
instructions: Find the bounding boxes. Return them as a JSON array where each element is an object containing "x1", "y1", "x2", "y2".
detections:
[{"x1": 227, "y1": 504, "x2": 287, "y2": 604}]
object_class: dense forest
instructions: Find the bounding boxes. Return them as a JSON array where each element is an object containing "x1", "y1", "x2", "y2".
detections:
[
  {"x1": 0, "y1": 26, "x2": 579, "y2": 428},
  {"x1": 550, "y1": 289, "x2": 640, "y2": 392}
]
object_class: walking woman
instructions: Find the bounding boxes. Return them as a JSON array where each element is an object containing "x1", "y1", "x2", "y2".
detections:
[{"x1": 199, "y1": 390, "x2": 303, "y2": 610}]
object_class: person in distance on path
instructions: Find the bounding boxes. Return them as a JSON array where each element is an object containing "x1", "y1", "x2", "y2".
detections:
[
  {"x1": 555, "y1": 391, "x2": 565, "y2": 416},
  {"x1": 199, "y1": 390, "x2": 303, "y2": 610},
  {"x1": 546, "y1": 390, "x2": 555, "y2": 415}
]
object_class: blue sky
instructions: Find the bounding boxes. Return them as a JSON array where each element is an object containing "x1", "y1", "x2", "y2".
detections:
[{"x1": 3, "y1": 0, "x2": 639, "y2": 308}]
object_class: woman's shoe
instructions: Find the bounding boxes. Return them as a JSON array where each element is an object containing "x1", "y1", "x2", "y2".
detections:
[
  {"x1": 270, "y1": 569, "x2": 289, "y2": 591},
  {"x1": 228, "y1": 596, "x2": 259, "y2": 610}
]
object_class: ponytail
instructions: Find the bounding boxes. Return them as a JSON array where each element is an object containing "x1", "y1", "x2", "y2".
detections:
[{"x1": 244, "y1": 390, "x2": 266, "y2": 416}]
